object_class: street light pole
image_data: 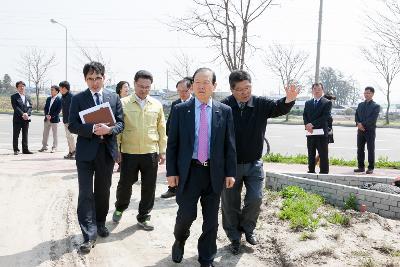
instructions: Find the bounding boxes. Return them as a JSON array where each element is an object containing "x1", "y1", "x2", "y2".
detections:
[
  {"x1": 315, "y1": 0, "x2": 323, "y2": 83},
  {"x1": 50, "y1": 19, "x2": 68, "y2": 81}
]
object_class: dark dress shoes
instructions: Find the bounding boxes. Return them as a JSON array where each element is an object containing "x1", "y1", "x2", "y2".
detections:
[
  {"x1": 14, "y1": 151, "x2": 19, "y2": 155},
  {"x1": 172, "y1": 240, "x2": 185, "y2": 263},
  {"x1": 230, "y1": 240, "x2": 240, "y2": 255},
  {"x1": 22, "y1": 150, "x2": 33, "y2": 154},
  {"x1": 97, "y1": 225, "x2": 110, "y2": 237},
  {"x1": 354, "y1": 168, "x2": 365, "y2": 173},
  {"x1": 79, "y1": 239, "x2": 96, "y2": 253},
  {"x1": 245, "y1": 232, "x2": 258, "y2": 245},
  {"x1": 161, "y1": 189, "x2": 176, "y2": 198},
  {"x1": 200, "y1": 264, "x2": 215, "y2": 267},
  {"x1": 366, "y1": 169, "x2": 374, "y2": 174}
]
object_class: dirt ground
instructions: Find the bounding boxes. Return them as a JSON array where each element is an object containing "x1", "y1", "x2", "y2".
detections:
[{"x1": 0, "y1": 152, "x2": 399, "y2": 267}]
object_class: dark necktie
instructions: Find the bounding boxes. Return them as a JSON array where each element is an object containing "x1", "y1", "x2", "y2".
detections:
[
  {"x1": 239, "y1": 102, "x2": 246, "y2": 110},
  {"x1": 314, "y1": 99, "x2": 318, "y2": 109},
  {"x1": 94, "y1": 93, "x2": 101, "y2": 105}
]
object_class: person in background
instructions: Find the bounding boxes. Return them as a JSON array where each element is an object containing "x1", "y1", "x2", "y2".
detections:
[
  {"x1": 115, "y1": 81, "x2": 130, "y2": 171},
  {"x1": 116, "y1": 81, "x2": 130, "y2": 98},
  {"x1": 303, "y1": 83, "x2": 332, "y2": 174},
  {"x1": 11, "y1": 81, "x2": 33, "y2": 155},
  {"x1": 315, "y1": 92, "x2": 336, "y2": 166},
  {"x1": 59, "y1": 81, "x2": 76, "y2": 159},
  {"x1": 354, "y1": 86, "x2": 380, "y2": 174},
  {"x1": 38, "y1": 85, "x2": 62, "y2": 153},
  {"x1": 161, "y1": 77, "x2": 193, "y2": 199}
]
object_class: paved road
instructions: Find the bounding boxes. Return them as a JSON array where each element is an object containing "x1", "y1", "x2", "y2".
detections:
[
  {"x1": 2, "y1": 114, "x2": 399, "y2": 161},
  {"x1": 265, "y1": 123, "x2": 400, "y2": 161}
]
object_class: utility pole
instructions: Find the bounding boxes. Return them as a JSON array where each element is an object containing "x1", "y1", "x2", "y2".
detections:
[{"x1": 315, "y1": 0, "x2": 323, "y2": 83}]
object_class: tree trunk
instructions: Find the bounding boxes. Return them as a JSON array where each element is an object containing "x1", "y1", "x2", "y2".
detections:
[
  {"x1": 35, "y1": 82, "x2": 40, "y2": 112},
  {"x1": 386, "y1": 84, "x2": 390, "y2": 125}
]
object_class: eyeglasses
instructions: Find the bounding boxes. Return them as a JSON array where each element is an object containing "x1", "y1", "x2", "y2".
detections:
[
  {"x1": 233, "y1": 87, "x2": 251, "y2": 93},
  {"x1": 136, "y1": 85, "x2": 151, "y2": 90},
  {"x1": 86, "y1": 77, "x2": 103, "y2": 83}
]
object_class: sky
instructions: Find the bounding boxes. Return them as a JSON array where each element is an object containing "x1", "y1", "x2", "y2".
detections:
[{"x1": 0, "y1": 0, "x2": 399, "y2": 104}]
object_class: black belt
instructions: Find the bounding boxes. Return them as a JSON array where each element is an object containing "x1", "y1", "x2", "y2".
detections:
[{"x1": 191, "y1": 159, "x2": 210, "y2": 167}]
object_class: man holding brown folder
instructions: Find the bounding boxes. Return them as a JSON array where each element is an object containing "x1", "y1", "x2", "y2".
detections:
[{"x1": 68, "y1": 61, "x2": 124, "y2": 253}]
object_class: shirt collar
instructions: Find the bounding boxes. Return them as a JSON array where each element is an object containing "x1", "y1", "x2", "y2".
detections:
[
  {"x1": 19, "y1": 93, "x2": 25, "y2": 97},
  {"x1": 90, "y1": 88, "x2": 103, "y2": 97},
  {"x1": 195, "y1": 97, "x2": 212, "y2": 108},
  {"x1": 314, "y1": 96, "x2": 322, "y2": 102},
  {"x1": 181, "y1": 95, "x2": 192, "y2": 103},
  {"x1": 235, "y1": 95, "x2": 254, "y2": 107},
  {"x1": 135, "y1": 94, "x2": 147, "y2": 103}
]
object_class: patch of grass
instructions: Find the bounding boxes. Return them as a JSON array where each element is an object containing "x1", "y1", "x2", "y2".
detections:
[
  {"x1": 264, "y1": 188, "x2": 280, "y2": 203},
  {"x1": 327, "y1": 211, "x2": 351, "y2": 226},
  {"x1": 299, "y1": 231, "x2": 316, "y2": 241},
  {"x1": 263, "y1": 153, "x2": 400, "y2": 169},
  {"x1": 344, "y1": 193, "x2": 358, "y2": 211},
  {"x1": 278, "y1": 186, "x2": 324, "y2": 230},
  {"x1": 373, "y1": 245, "x2": 400, "y2": 257}
]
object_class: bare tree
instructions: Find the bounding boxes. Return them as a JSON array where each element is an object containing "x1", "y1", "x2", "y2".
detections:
[
  {"x1": 168, "y1": 0, "x2": 275, "y2": 71},
  {"x1": 362, "y1": 44, "x2": 400, "y2": 124},
  {"x1": 264, "y1": 43, "x2": 310, "y2": 120},
  {"x1": 367, "y1": 0, "x2": 400, "y2": 53},
  {"x1": 74, "y1": 41, "x2": 114, "y2": 86},
  {"x1": 18, "y1": 48, "x2": 56, "y2": 111},
  {"x1": 166, "y1": 50, "x2": 195, "y2": 81}
]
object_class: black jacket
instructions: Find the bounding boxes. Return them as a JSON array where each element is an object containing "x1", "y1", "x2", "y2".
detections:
[
  {"x1": 166, "y1": 98, "x2": 236, "y2": 194},
  {"x1": 61, "y1": 91, "x2": 73, "y2": 124},
  {"x1": 303, "y1": 97, "x2": 332, "y2": 135},
  {"x1": 355, "y1": 100, "x2": 380, "y2": 131},
  {"x1": 11, "y1": 93, "x2": 32, "y2": 123},
  {"x1": 166, "y1": 98, "x2": 182, "y2": 136},
  {"x1": 68, "y1": 89, "x2": 124, "y2": 161},
  {"x1": 221, "y1": 95, "x2": 294, "y2": 164},
  {"x1": 44, "y1": 96, "x2": 62, "y2": 123}
]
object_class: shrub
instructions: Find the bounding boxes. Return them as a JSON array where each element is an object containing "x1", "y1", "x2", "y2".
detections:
[{"x1": 344, "y1": 193, "x2": 358, "y2": 211}]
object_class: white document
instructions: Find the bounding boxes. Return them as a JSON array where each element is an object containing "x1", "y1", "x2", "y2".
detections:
[
  {"x1": 78, "y1": 102, "x2": 116, "y2": 124},
  {"x1": 305, "y1": 128, "x2": 324, "y2": 136}
]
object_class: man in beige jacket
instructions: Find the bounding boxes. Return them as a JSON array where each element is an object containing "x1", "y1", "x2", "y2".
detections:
[{"x1": 113, "y1": 70, "x2": 167, "y2": 231}]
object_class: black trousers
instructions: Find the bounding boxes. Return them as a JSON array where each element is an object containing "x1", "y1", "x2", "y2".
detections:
[
  {"x1": 76, "y1": 143, "x2": 114, "y2": 242},
  {"x1": 115, "y1": 153, "x2": 158, "y2": 223},
  {"x1": 174, "y1": 163, "x2": 220, "y2": 266},
  {"x1": 307, "y1": 135, "x2": 329, "y2": 174},
  {"x1": 357, "y1": 129, "x2": 376, "y2": 170},
  {"x1": 13, "y1": 121, "x2": 29, "y2": 152}
]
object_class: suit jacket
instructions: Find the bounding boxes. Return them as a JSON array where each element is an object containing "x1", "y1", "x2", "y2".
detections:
[
  {"x1": 303, "y1": 97, "x2": 332, "y2": 135},
  {"x1": 68, "y1": 89, "x2": 124, "y2": 162},
  {"x1": 355, "y1": 100, "x2": 380, "y2": 131},
  {"x1": 11, "y1": 93, "x2": 32, "y2": 123},
  {"x1": 166, "y1": 98, "x2": 237, "y2": 194},
  {"x1": 166, "y1": 98, "x2": 182, "y2": 136},
  {"x1": 44, "y1": 96, "x2": 62, "y2": 123}
]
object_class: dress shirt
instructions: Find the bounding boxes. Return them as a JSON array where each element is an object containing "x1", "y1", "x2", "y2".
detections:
[
  {"x1": 90, "y1": 89, "x2": 103, "y2": 105},
  {"x1": 135, "y1": 94, "x2": 148, "y2": 109},
  {"x1": 19, "y1": 93, "x2": 26, "y2": 104},
  {"x1": 48, "y1": 96, "x2": 57, "y2": 113},
  {"x1": 192, "y1": 97, "x2": 212, "y2": 159}
]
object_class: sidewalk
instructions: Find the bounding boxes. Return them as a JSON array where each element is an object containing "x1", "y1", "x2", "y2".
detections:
[{"x1": 264, "y1": 162, "x2": 400, "y2": 177}]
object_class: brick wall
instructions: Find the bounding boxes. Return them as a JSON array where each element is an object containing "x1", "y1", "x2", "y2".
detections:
[{"x1": 265, "y1": 171, "x2": 400, "y2": 219}]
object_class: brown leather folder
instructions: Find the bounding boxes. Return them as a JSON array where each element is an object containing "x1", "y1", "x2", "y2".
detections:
[{"x1": 83, "y1": 106, "x2": 115, "y2": 126}]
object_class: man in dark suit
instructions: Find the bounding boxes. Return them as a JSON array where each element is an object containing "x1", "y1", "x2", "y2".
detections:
[
  {"x1": 166, "y1": 68, "x2": 236, "y2": 267},
  {"x1": 221, "y1": 70, "x2": 297, "y2": 255},
  {"x1": 303, "y1": 82, "x2": 332, "y2": 174},
  {"x1": 38, "y1": 85, "x2": 62, "y2": 153},
  {"x1": 68, "y1": 62, "x2": 124, "y2": 253},
  {"x1": 59, "y1": 81, "x2": 76, "y2": 159},
  {"x1": 11, "y1": 81, "x2": 33, "y2": 155},
  {"x1": 354, "y1": 86, "x2": 380, "y2": 174},
  {"x1": 161, "y1": 77, "x2": 193, "y2": 199}
]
